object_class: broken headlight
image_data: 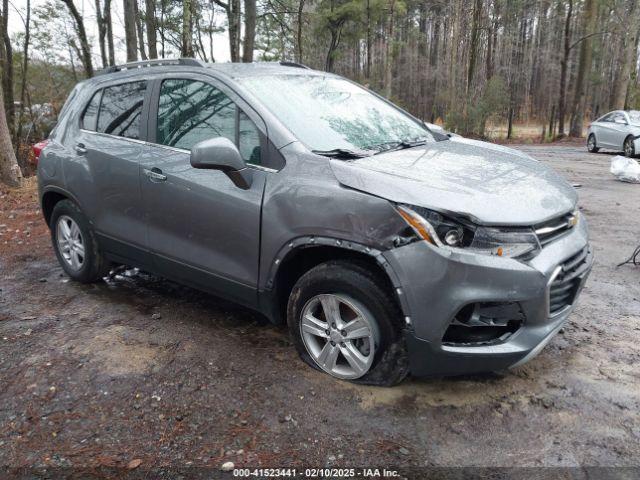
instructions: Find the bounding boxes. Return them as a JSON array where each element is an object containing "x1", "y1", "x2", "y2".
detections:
[{"x1": 396, "y1": 205, "x2": 540, "y2": 258}]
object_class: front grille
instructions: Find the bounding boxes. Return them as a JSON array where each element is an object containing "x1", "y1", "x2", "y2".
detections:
[
  {"x1": 535, "y1": 211, "x2": 578, "y2": 246},
  {"x1": 549, "y1": 247, "x2": 590, "y2": 316}
]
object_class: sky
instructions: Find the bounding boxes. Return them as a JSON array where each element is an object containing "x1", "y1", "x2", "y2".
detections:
[{"x1": 9, "y1": 0, "x2": 232, "y2": 65}]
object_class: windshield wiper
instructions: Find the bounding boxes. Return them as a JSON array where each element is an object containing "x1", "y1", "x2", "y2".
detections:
[
  {"x1": 312, "y1": 148, "x2": 371, "y2": 159},
  {"x1": 367, "y1": 138, "x2": 429, "y2": 154}
]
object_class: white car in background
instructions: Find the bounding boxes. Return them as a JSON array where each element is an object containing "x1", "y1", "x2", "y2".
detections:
[{"x1": 587, "y1": 110, "x2": 640, "y2": 157}]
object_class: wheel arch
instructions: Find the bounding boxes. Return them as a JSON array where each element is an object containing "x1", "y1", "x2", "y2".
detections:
[
  {"x1": 42, "y1": 187, "x2": 76, "y2": 227},
  {"x1": 265, "y1": 236, "x2": 411, "y2": 325}
]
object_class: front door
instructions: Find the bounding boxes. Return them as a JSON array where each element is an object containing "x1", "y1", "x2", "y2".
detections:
[{"x1": 140, "y1": 76, "x2": 267, "y2": 308}]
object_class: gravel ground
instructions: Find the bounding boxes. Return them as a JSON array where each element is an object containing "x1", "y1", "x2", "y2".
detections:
[{"x1": 0, "y1": 144, "x2": 639, "y2": 475}]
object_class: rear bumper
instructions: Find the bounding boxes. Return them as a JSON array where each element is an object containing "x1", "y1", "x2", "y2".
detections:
[{"x1": 382, "y1": 216, "x2": 593, "y2": 377}]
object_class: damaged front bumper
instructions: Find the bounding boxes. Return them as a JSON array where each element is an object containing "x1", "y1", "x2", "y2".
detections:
[{"x1": 382, "y1": 216, "x2": 593, "y2": 377}]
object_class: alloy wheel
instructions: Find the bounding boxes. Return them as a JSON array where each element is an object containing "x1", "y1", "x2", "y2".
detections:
[
  {"x1": 300, "y1": 294, "x2": 378, "y2": 379},
  {"x1": 56, "y1": 215, "x2": 85, "y2": 271},
  {"x1": 625, "y1": 138, "x2": 634, "y2": 156},
  {"x1": 588, "y1": 136, "x2": 596, "y2": 151}
]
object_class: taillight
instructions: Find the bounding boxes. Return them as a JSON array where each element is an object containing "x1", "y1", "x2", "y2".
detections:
[{"x1": 28, "y1": 139, "x2": 50, "y2": 166}]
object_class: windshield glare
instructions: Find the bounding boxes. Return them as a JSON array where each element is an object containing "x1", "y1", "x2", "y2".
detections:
[
  {"x1": 237, "y1": 74, "x2": 433, "y2": 153},
  {"x1": 628, "y1": 111, "x2": 640, "y2": 123}
]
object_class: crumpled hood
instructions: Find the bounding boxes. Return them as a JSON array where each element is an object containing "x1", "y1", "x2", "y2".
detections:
[{"x1": 330, "y1": 139, "x2": 577, "y2": 226}]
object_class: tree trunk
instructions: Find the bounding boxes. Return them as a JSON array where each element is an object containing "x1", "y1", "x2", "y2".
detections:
[
  {"x1": 61, "y1": 0, "x2": 94, "y2": 77},
  {"x1": 467, "y1": 0, "x2": 482, "y2": 94},
  {"x1": 95, "y1": 0, "x2": 108, "y2": 68},
  {"x1": 365, "y1": 0, "x2": 371, "y2": 77},
  {"x1": 123, "y1": 0, "x2": 138, "y2": 61},
  {"x1": 242, "y1": 0, "x2": 256, "y2": 62},
  {"x1": 16, "y1": 0, "x2": 30, "y2": 152},
  {"x1": 145, "y1": 0, "x2": 158, "y2": 59},
  {"x1": 383, "y1": 0, "x2": 395, "y2": 98},
  {"x1": 557, "y1": 0, "x2": 573, "y2": 137},
  {"x1": 182, "y1": 0, "x2": 194, "y2": 56},
  {"x1": 0, "y1": 82, "x2": 21, "y2": 187},
  {"x1": 611, "y1": 1, "x2": 638, "y2": 109},
  {"x1": 135, "y1": 1, "x2": 148, "y2": 60},
  {"x1": 0, "y1": 0, "x2": 14, "y2": 135},
  {"x1": 105, "y1": 0, "x2": 115, "y2": 65},
  {"x1": 296, "y1": 0, "x2": 305, "y2": 63},
  {"x1": 569, "y1": 0, "x2": 597, "y2": 137}
]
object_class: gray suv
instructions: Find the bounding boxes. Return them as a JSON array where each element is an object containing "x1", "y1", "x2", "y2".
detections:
[{"x1": 37, "y1": 59, "x2": 593, "y2": 385}]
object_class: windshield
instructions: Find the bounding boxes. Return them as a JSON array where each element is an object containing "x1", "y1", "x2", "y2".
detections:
[
  {"x1": 628, "y1": 111, "x2": 640, "y2": 124},
  {"x1": 237, "y1": 74, "x2": 433, "y2": 153}
]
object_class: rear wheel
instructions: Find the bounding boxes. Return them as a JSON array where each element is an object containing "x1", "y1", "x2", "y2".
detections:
[
  {"x1": 587, "y1": 134, "x2": 599, "y2": 153},
  {"x1": 624, "y1": 136, "x2": 636, "y2": 157},
  {"x1": 287, "y1": 260, "x2": 408, "y2": 386},
  {"x1": 50, "y1": 200, "x2": 111, "y2": 283}
]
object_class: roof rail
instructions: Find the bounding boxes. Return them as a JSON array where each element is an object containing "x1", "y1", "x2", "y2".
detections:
[
  {"x1": 279, "y1": 61, "x2": 310, "y2": 69},
  {"x1": 97, "y1": 58, "x2": 206, "y2": 76}
]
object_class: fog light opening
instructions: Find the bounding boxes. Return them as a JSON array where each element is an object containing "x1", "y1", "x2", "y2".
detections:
[{"x1": 442, "y1": 302, "x2": 524, "y2": 346}]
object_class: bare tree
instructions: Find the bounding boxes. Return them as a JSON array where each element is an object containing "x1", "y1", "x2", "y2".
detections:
[
  {"x1": 214, "y1": 0, "x2": 241, "y2": 62},
  {"x1": 182, "y1": 0, "x2": 194, "y2": 56},
  {"x1": 557, "y1": 0, "x2": 573, "y2": 137},
  {"x1": 0, "y1": 0, "x2": 14, "y2": 134},
  {"x1": 16, "y1": 0, "x2": 31, "y2": 149},
  {"x1": 123, "y1": 0, "x2": 138, "y2": 61},
  {"x1": 135, "y1": 0, "x2": 148, "y2": 60},
  {"x1": 61, "y1": 0, "x2": 94, "y2": 77},
  {"x1": 569, "y1": 0, "x2": 597, "y2": 137},
  {"x1": 242, "y1": 0, "x2": 256, "y2": 62},
  {"x1": 0, "y1": 82, "x2": 21, "y2": 187},
  {"x1": 145, "y1": 0, "x2": 158, "y2": 59}
]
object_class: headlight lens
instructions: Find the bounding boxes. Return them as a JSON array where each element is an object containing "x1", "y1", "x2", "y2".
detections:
[{"x1": 396, "y1": 205, "x2": 540, "y2": 258}]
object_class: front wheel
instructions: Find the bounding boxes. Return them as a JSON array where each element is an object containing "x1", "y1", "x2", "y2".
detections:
[
  {"x1": 587, "y1": 134, "x2": 599, "y2": 153},
  {"x1": 287, "y1": 260, "x2": 408, "y2": 386},
  {"x1": 624, "y1": 136, "x2": 636, "y2": 157}
]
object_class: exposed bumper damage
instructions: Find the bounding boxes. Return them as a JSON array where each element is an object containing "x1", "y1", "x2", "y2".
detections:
[{"x1": 383, "y1": 216, "x2": 593, "y2": 377}]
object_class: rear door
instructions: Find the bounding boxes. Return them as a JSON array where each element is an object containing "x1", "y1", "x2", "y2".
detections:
[
  {"x1": 76, "y1": 80, "x2": 151, "y2": 265},
  {"x1": 139, "y1": 75, "x2": 267, "y2": 308}
]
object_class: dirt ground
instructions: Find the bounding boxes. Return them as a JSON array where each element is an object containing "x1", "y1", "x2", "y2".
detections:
[{"x1": 1, "y1": 144, "x2": 639, "y2": 475}]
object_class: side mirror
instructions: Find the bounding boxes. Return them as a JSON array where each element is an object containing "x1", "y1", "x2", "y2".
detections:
[{"x1": 190, "y1": 137, "x2": 253, "y2": 189}]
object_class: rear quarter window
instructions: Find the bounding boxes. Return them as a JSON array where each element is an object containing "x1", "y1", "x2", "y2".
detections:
[
  {"x1": 81, "y1": 90, "x2": 102, "y2": 131},
  {"x1": 97, "y1": 81, "x2": 147, "y2": 139}
]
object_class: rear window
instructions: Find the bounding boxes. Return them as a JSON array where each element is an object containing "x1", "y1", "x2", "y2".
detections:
[{"x1": 96, "y1": 81, "x2": 147, "y2": 139}]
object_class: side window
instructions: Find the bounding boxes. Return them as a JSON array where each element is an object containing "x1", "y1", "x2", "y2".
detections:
[
  {"x1": 238, "y1": 110, "x2": 261, "y2": 164},
  {"x1": 600, "y1": 113, "x2": 613, "y2": 122},
  {"x1": 157, "y1": 79, "x2": 235, "y2": 150},
  {"x1": 157, "y1": 79, "x2": 262, "y2": 165},
  {"x1": 97, "y1": 81, "x2": 147, "y2": 139},
  {"x1": 81, "y1": 90, "x2": 101, "y2": 131}
]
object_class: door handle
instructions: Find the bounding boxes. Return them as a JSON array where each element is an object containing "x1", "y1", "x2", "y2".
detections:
[
  {"x1": 75, "y1": 143, "x2": 87, "y2": 155},
  {"x1": 144, "y1": 168, "x2": 167, "y2": 182}
]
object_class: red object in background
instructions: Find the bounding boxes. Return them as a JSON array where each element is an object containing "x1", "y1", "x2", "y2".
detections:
[{"x1": 28, "y1": 139, "x2": 50, "y2": 166}]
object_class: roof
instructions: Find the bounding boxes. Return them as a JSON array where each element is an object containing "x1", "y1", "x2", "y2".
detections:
[{"x1": 93, "y1": 59, "x2": 326, "y2": 81}]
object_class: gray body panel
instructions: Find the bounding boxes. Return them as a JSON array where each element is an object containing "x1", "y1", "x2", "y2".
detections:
[
  {"x1": 330, "y1": 139, "x2": 577, "y2": 225},
  {"x1": 38, "y1": 62, "x2": 593, "y2": 378}
]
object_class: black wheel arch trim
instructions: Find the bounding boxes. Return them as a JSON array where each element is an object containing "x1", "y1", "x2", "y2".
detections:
[
  {"x1": 264, "y1": 235, "x2": 413, "y2": 324},
  {"x1": 40, "y1": 186, "x2": 83, "y2": 225}
]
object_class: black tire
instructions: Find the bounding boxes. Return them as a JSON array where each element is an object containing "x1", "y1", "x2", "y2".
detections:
[
  {"x1": 287, "y1": 260, "x2": 409, "y2": 386},
  {"x1": 624, "y1": 136, "x2": 636, "y2": 157},
  {"x1": 50, "y1": 199, "x2": 111, "y2": 283},
  {"x1": 587, "y1": 134, "x2": 599, "y2": 153}
]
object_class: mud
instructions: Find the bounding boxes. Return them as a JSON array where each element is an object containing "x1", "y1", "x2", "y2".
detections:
[{"x1": 0, "y1": 145, "x2": 639, "y2": 471}]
